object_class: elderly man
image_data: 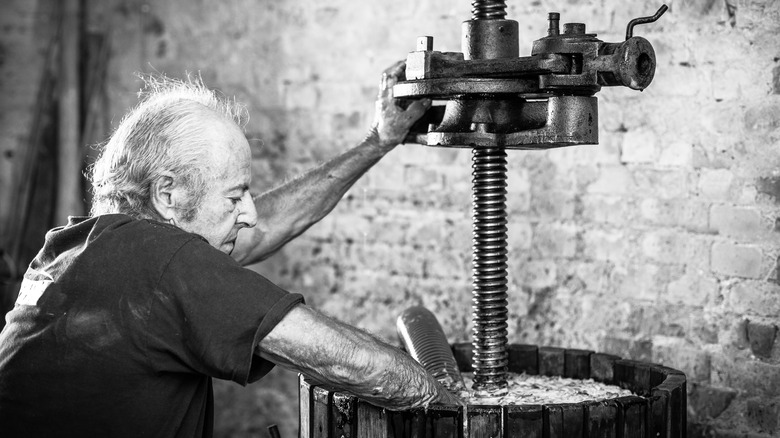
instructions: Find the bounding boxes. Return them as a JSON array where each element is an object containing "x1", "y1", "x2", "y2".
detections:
[{"x1": 0, "y1": 63, "x2": 459, "y2": 437}]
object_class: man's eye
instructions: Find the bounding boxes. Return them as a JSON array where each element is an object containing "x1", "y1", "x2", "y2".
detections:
[{"x1": 230, "y1": 198, "x2": 241, "y2": 205}]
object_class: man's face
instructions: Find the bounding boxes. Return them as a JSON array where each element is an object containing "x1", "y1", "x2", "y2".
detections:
[{"x1": 178, "y1": 117, "x2": 258, "y2": 254}]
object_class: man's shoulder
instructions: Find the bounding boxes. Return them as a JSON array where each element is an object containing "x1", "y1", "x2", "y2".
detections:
[
  {"x1": 89, "y1": 213, "x2": 198, "y2": 240},
  {"x1": 43, "y1": 214, "x2": 207, "y2": 265},
  {"x1": 34, "y1": 214, "x2": 216, "y2": 284},
  {"x1": 94, "y1": 214, "x2": 208, "y2": 253}
]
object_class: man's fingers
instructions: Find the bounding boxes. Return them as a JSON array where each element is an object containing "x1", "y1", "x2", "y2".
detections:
[
  {"x1": 378, "y1": 60, "x2": 407, "y2": 99},
  {"x1": 383, "y1": 60, "x2": 406, "y2": 80},
  {"x1": 403, "y1": 98, "x2": 432, "y2": 120},
  {"x1": 437, "y1": 389, "x2": 465, "y2": 406}
]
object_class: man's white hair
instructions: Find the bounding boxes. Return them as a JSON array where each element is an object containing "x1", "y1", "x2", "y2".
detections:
[{"x1": 89, "y1": 74, "x2": 248, "y2": 221}]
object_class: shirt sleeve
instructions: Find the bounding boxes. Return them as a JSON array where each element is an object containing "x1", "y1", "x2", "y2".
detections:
[{"x1": 146, "y1": 237, "x2": 304, "y2": 385}]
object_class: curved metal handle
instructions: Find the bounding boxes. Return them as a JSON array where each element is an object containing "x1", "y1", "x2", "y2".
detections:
[
  {"x1": 626, "y1": 4, "x2": 668, "y2": 40},
  {"x1": 397, "y1": 306, "x2": 465, "y2": 391}
]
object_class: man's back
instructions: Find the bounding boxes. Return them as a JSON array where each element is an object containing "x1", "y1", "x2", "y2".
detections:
[{"x1": 0, "y1": 214, "x2": 302, "y2": 437}]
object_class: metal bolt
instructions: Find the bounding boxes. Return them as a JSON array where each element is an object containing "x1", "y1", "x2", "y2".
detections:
[
  {"x1": 547, "y1": 12, "x2": 560, "y2": 36},
  {"x1": 417, "y1": 36, "x2": 434, "y2": 51},
  {"x1": 563, "y1": 23, "x2": 586, "y2": 35}
]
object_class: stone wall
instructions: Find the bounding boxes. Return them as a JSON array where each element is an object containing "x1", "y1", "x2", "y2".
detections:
[{"x1": 4, "y1": 0, "x2": 780, "y2": 436}]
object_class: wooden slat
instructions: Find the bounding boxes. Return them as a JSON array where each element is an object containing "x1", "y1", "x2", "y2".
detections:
[
  {"x1": 615, "y1": 395, "x2": 648, "y2": 438},
  {"x1": 508, "y1": 344, "x2": 539, "y2": 375},
  {"x1": 538, "y1": 347, "x2": 565, "y2": 377},
  {"x1": 649, "y1": 365, "x2": 685, "y2": 388},
  {"x1": 299, "y1": 375, "x2": 312, "y2": 438},
  {"x1": 331, "y1": 392, "x2": 357, "y2": 438},
  {"x1": 647, "y1": 393, "x2": 668, "y2": 438},
  {"x1": 311, "y1": 385, "x2": 331, "y2": 438},
  {"x1": 467, "y1": 405, "x2": 502, "y2": 438},
  {"x1": 56, "y1": 0, "x2": 84, "y2": 223},
  {"x1": 545, "y1": 403, "x2": 564, "y2": 438},
  {"x1": 652, "y1": 375, "x2": 686, "y2": 438},
  {"x1": 613, "y1": 359, "x2": 636, "y2": 392},
  {"x1": 425, "y1": 405, "x2": 462, "y2": 438},
  {"x1": 562, "y1": 403, "x2": 585, "y2": 438},
  {"x1": 590, "y1": 353, "x2": 621, "y2": 383},
  {"x1": 586, "y1": 401, "x2": 617, "y2": 438},
  {"x1": 564, "y1": 349, "x2": 592, "y2": 379},
  {"x1": 505, "y1": 404, "x2": 543, "y2": 438},
  {"x1": 357, "y1": 400, "x2": 388, "y2": 438},
  {"x1": 388, "y1": 408, "x2": 426, "y2": 438},
  {"x1": 544, "y1": 404, "x2": 585, "y2": 438},
  {"x1": 632, "y1": 363, "x2": 653, "y2": 396}
]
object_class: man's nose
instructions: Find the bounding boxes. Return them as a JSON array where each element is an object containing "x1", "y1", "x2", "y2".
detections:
[{"x1": 238, "y1": 192, "x2": 258, "y2": 228}]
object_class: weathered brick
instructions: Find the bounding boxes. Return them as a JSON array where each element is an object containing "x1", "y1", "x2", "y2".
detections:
[
  {"x1": 746, "y1": 398, "x2": 779, "y2": 435},
  {"x1": 633, "y1": 168, "x2": 691, "y2": 199},
  {"x1": 625, "y1": 302, "x2": 686, "y2": 338},
  {"x1": 652, "y1": 335, "x2": 712, "y2": 383},
  {"x1": 658, "y1": 141, "x2": 694, "y2": 167},
  {"x1": 712, "y1": 66, "x2": 753, "y2": 101},
  {"x1": 687, "y1": 311, "x2": 720, "y2": 345},
  {"x1": 403, "y1": 163, "x2": 444, "y2": 191},
  {"x1": 727, "y1": 280, "x2": 780, "y2": 317},
  {"x1": 602, "y1": 335, "x2": 653, "y2": 362},
  {"x1": 404, "y1": 215, "x2": 444, "y2": 247},
  {"x1": 709, "y1": 205, "x2": 765, "y2": 240},
  {"x1": 710, "y1": 242, "x2": 764, "y2": 278},
  {"x1": 531, "y1": 223, "x2": 577, "y2": 258},
  {"x1": 424, "y1": 248, "x2": 469, "y2": 279},
  {"x1": 756, "y1": 175, "x2": 780, "y2": 203},
  {"x1": 372, "y1": 216, "x2": 409, "y2": 246},
  {"x1": 620, "y1": 127, "x2": 658, "y2": 163},
  {"x1": 711, "y1": 353, "x2": 780, "y2": 397},
  {"x1": 650, "y1": 63, "x2": 704, "y2": 97},
  {"x1": 369, "y1": 162, "x2": 405, "y2": 191},
  {"x1": 746, "y1": 320, "x2": 778, "y2": 360},
  {"x1": 506, "y1": 220, "x2": 533, "y2": 253},
  {"x1": 698, "y1": 168, "x2": 736, "y2": 201},
  {"x1": 581, "y1": 228, "x2": 630, "y2": 262},
  {"x1": 505, "y1": 166, "x2": 530, "y2": 194},
  {"x1": 641, "y1": 229, "x2": 702, "y2": 265},
  {"x1": 529, "y1": 190, "x2": 578, "y2": 220},
  {"x1": 744, "y1": 100, "x2": 780, "y2": 132},
  {"x1": 666, "y1": 269, "x2": 719, "y2": 307},
  {"x1": 688, "y1": 383, "x2": 738, "y2": 420},
  {"x1": 513, "y1": 259, "x2": 557, "y2": 290},
  {"x1": 639, "y1": 198, "x2": 710, "y2": 231},
  {"x1": 581, "y1": 194, "x2": 636, "y2": 225},
  {"x1": 613, "y1": 262, "x2": 667, "y2": 302},
  {"x1": 586, "y1": 165, "x2": 635, "y2": 195}
]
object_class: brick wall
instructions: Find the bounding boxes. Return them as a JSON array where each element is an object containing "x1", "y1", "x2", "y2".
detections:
[{"x1": 87, "y1": 0, "x2": 780, "y2": 436}]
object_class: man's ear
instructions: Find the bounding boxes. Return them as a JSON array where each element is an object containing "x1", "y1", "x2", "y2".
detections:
[{"x1": 150, "y1": 173, "x2": 180, "y2": 223}]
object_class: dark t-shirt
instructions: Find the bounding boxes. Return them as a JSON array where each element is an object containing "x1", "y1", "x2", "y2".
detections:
[{"x1": 0, "y1": 214, "x2": 303, "y2": 437}]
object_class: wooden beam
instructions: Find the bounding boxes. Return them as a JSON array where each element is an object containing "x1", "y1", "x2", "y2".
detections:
[{"x1": 56, "y1": 0, "x2": 83, "y2": 223}]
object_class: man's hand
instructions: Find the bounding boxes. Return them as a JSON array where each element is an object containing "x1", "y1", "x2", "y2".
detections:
[{"x1": 371, "y1": 60, "x2": 431, "y2": 150}]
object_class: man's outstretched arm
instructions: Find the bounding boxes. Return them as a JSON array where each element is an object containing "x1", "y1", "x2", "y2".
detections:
[
  {"x1": 231, "y1": 62, "x2": 431, "y2": 266},
  {"x1": 256, "y1": 304, "x2": 461, "y2": 410}
]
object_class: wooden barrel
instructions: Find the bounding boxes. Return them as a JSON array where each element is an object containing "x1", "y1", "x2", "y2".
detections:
[{"x1": 299, "y1": 343, "x2": 687, "y2": 438}]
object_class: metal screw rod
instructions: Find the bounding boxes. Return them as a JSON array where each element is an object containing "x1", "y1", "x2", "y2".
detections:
[
  {"x1": 471, "y1": 0, "x2": 508, "y2": 20},
  {"x1": 470, "y1": 147, "x2": 509, "y2": 394}
]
